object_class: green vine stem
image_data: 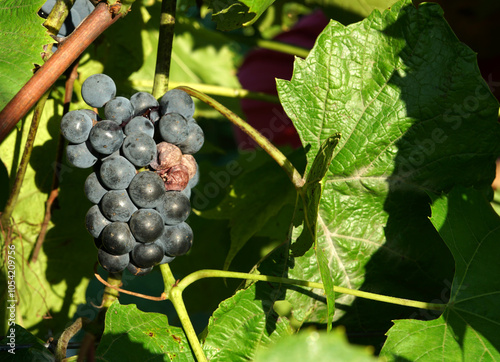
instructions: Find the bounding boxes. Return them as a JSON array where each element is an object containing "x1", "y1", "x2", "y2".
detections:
[
  {"x1": 152, "y1": 0, "x2": 177, "y2": 99},
  {"x1": 44, "y1": 0, "x2": 75, "y2": 40},
  {"x1": 1, "y1": 90, "x2": 52, "y2": 231},
  {"x1": 175, "y1": 269, "x2": 447, "y2": 312},
  {"x1": 169, "y1": 82, "x2": 279, "y2": 103},
  {"x1": 226, "y1": 34, "x2": 310, "y2": 58},
  {"x1": 159, "y1": 263, "x2": 207, "y2": 362},
  {"x1": 55, "y1": 317, "x2": 86, "y2": 361},
  {"x1": 177, "y1": 86, "x2": 305, "y2": 189}
]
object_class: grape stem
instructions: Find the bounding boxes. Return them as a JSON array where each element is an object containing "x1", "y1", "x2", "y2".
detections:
[
  {"x1": 0, "y1": 90, "x2": 52, "y2": 231},
  {"x1": 177, "y1": 86, "x2": 306, "y2": 189},
  {"x1": 160, "y1": 263, "x2": 207, "y2": 362},
  {"x1": 152, "y1": 0, "x2": 177, "y2": 98}
]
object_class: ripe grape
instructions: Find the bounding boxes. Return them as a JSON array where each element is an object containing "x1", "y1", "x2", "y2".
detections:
[
  {"x1": 160, "y1": 89, "x2": 195, "y2": 119},
  {"x1": 157, "y1": 222, "x2": 193, "y2": 256},
  {"x1": 100, "y1": 190, "x2": 137, "y2": 222},
  {"x1": 130, "y1": 92, "x2": 159, "y2": 117},
  {"x1": 60, "y1": 110, "x2": 93, "y2": 143},
  {"x1": 159, "y1": 113, "x2": 189, "y2": 144},
  {"x1": 159, "y1": 254, "x2": 175, "y2": 265},
  {"x1": 122, "y1": 133, "x2": 156, "y2": 167},
  {"x1": 101, "y1": 222, "x2": 136, "y2": 255},
  {"x1": 89, "y1": 120, "x2": 124, "y2": 155},
  {"x1": 84, "y1": 172, "x2": 108, "y2": 204},
  {"x1": 156, "y1": 191, "x2": 190, "y2": 225},
  {"x1": 130, "y1": 242, "x2": 164, "y2": 268},
  {"x1": 100, "y1": 156, "x2": 136, "y2": 190},
  {"x1": 82, "y1": 74, "x2": 117, "y2": 108},
  {"x1": 178, "y1": 120, "x2": 204, "y2": 154},
  {"x1": 98, "y1": 248, "x2": 129, "y2": 273},
  {"x1": 129, "y1": 209, "x2": 164, "y2": 243},
  {"x1": 85, "y1": 205, "x2": 111, "y2": 238},
  {"x1": 128, "y1": 171, "x2": 165, "y2": 208},
  {"x1": 66, "y1": 141, "x2": 97, "y2": 168},
  {"x1": 124, "y1": 116, "x2": 154, "y2": 138},
  {"x1": 126, "y1": 262, "x2": 154, "y2": 276},
  {"x1": 104, "y1": 96, "x2": 134, "y2": 124}
]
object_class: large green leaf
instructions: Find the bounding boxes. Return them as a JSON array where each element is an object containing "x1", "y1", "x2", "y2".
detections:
[
  {"x1": 254, "y1": 328, "x2": 378, "y2": 362},
  {"x1": 201, "y1": 252, "x2": 293, "y2": 361},
  {"x1": 0, "y1": 324, "x2": 54, "y2": 361},
  {"x1": 381, "y1": 187, "x2": 500, "y2": 360},
  {"x1": 96, "y1": 302, "x2": 194, "y2": 361},
  {"x1": 271, "y1": 0, "x2": 500, "y2": 334},
  {"x1": 0, "y1": 0, "x2": 52, "y2": 111}
]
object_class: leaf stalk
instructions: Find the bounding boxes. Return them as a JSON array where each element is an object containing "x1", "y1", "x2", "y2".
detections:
[
  {"x1": 175, "y1": 269, "x2": 447, "y2": 312},
  {"x1": 176, "y1": 86, "x2": 305, "y2": 189}
]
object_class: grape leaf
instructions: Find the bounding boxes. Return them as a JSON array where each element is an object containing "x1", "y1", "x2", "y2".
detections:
[
  {"x1": 200, "y1": 149, "x2": 303, "y2": 270},
  {"x1": 201, "y1": 252, "x2": 293, "y2": 361},
  {"x1": 96, "y1": 302, "x2": 194, "y2": 361},
  {"x1": 381, "y1": 187, "x2": 500, "y2": 360},
  {"x1": 311, "y1": 0, "x2": 399, "y2": 18},
  {"x1": 0, "y1": 0, "x2": 52, "y2": 111},
  {"x1": 0, "y1": 324, "x2": 53, "y2": 361},
  {"x1": 253, "y1": 328, "x2": 377, "y2": 362},
  {"x1": 271, "y1": 0, "x2": 500, "y2": 333}
]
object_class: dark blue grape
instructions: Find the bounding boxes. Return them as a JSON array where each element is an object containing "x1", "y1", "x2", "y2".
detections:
[
  {"x1": 59, "y1": 8, "x2": 81, "y2": 36},
  {"x1": 124, "y1": 116, "x2": 154, "y2": 137},
  {"x1": 101, "y1": 222, "x2": 136, "y2": 255},
  {"x1": 159, "y1": 113, "x2": 189, "y2": 144},
  {"x1": 104, "y1": 97, "x2": 134, "y2": 124},
  {"x1": 130, "y1": 242, "x2": 163, "y2": 268},
  {"x1": 60, "y1": 110, "x2": 93, "y2": 144},
  {"x1": 126, "y1": 261, "x2": 153, "y2": 276},
  {"x1": 159, "y1": 254, "x2": 175, "y2": 265},
  {"x1": 156, "y1": 222, "x2": 193, "y2": 256},
  {"x1": 66, "y1": 141, "x2": 98, "y2": 168},
  {"x1": 130, "y1": 92, "x2": 159, "y2": 117},
  {"x1": 82, "y1": 74, "x2": 116, "y2": 108},
  {"x1": 89, "y1": 120, "x2": 124, "y2": 155},
  {"x1": 128, "y1": 171, "x2": 165, "y2": 208},
  {"x1": 85, "y1": 205, "x2": 111, "y2": 238},
  {"x1": 155, "y1": 191, "x2": 190, "y2": 225},
  {"x1": 188, "y1": 165, "x2": 200, "y2": 188},
  {"x1": 129, "y1": 209, "x2": 164, "y2": 243},
  {"x1": 100, "y1": 190, "x2": 137, "y2": 222},
  {"x1": 73, "y1": 0, "x2": 93, "y2": 19},
  {"x1": 180, "y1": 186, "x2": 191, "y2": 199},
  {"x1": 159, "y1": 89, "x2": 195, "y2": 119},
  {"x1": 121, "y1": 133, "x2": 156, "y2": 167},
  {"x1": 98, "y1": 248, "x2": 129, "y2": 273},
  {"x1": 100, "y1": 156, "x2": 136, "y2": 190},
  {"x1": 84, "y1": 172, "x2": 108, "y2": 204},
  {"x1": 80, "y1": 109, "x2": 100, "y2": 123},
  {"x1": 178, "y1": 120, "x2": 204, "y2": 154}
]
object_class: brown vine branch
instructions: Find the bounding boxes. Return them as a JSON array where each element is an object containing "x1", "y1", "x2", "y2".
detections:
[
  {"x1": 0, "y1": 2, "x2": 122, "y2": 142},
  {"x1": 93, "y1": 263, "x2": 167, "y2": 301}
]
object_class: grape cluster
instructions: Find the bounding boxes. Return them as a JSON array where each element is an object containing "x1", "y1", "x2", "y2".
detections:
[{"x1": 61, "y1": 73, "x2": 203, "y2": 276}]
